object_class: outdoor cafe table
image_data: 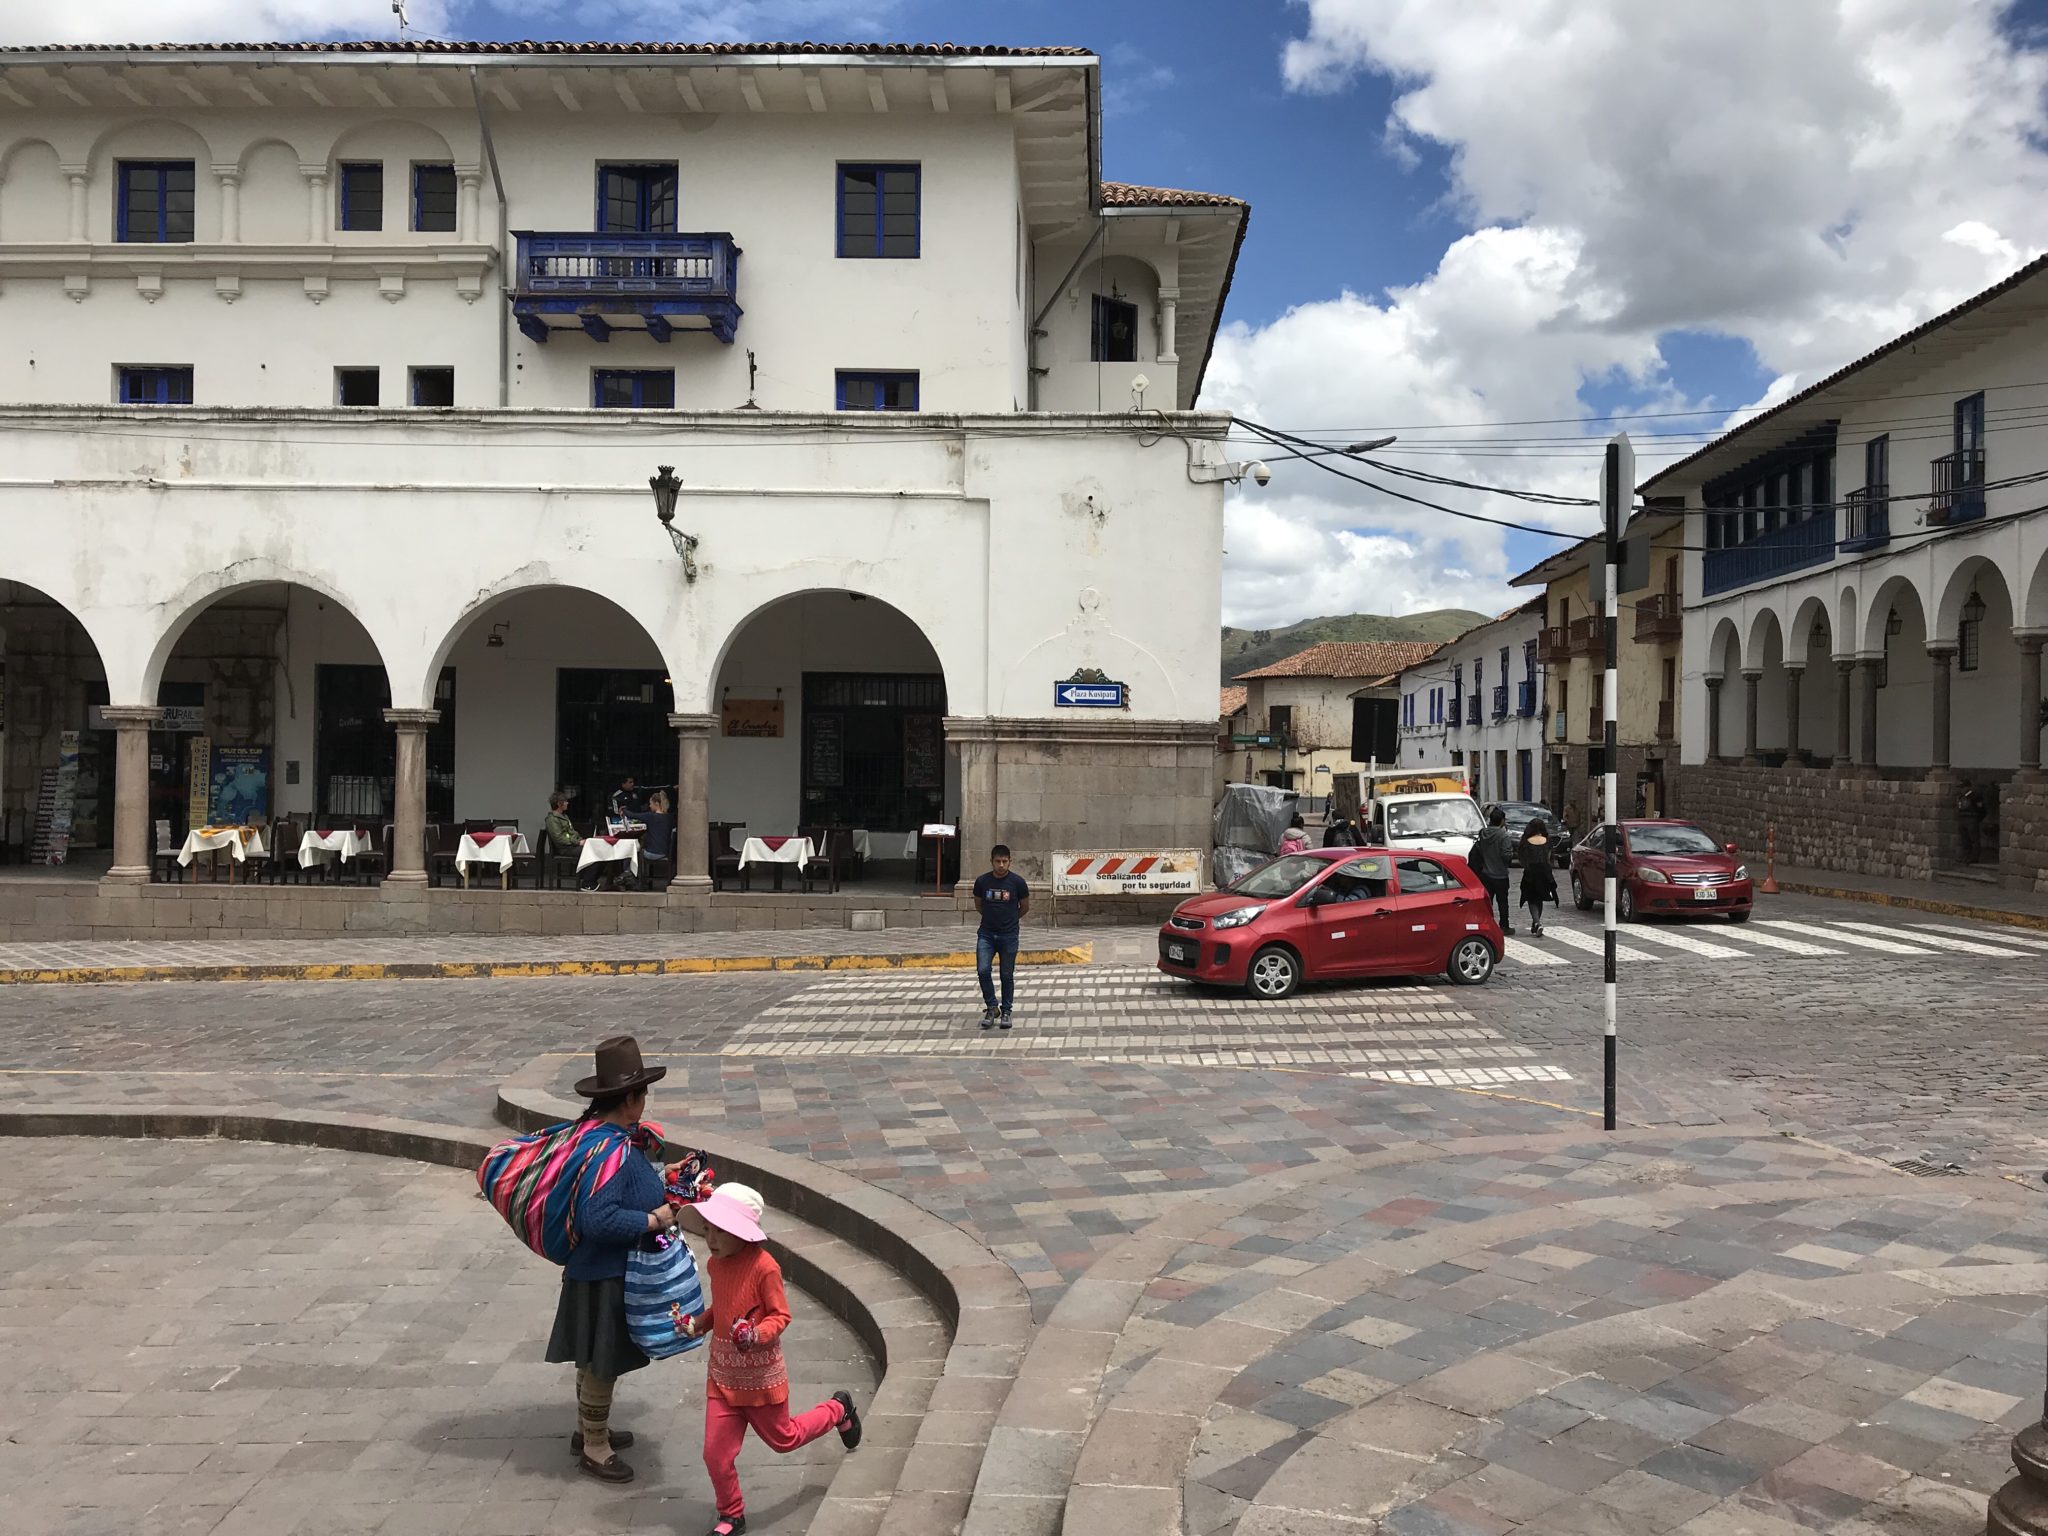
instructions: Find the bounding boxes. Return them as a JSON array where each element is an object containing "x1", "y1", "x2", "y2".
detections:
[
  {"x1": 576, "y1": 835, "x2": 642, "y2": 882},
  {"x1": 850, "y1": 829, "x2": 918, "y2": 861},
  {"x1": 738, "y1": 835, "x2": 813, "y2": 892},
  {"x1": 298, "y1": 827, "x2": 374, "y2": 872},
  {"x1": 457, "y1": 831, "x2": 532, "y2": 889},
  {"x1": 177, "y1": 826, "x2": 264, "y2": 883}
]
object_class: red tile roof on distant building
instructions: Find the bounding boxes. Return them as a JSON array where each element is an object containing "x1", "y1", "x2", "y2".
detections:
[
  {"x1": 1219, "y1": 686, "x2": 1247, "y2": 718},
  {"x1": 1235, "y1": 641, "x2": 1443, "y2": 683}
]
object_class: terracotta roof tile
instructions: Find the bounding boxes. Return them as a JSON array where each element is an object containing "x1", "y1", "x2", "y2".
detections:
[
  {"x1": 1234, "y1": 640, "x2": 1443, "y2": 681},
  {"x1": 1219, "y1": 686, "x2": 1247, "y2": 718},
  {"x1": 0, "y1": 40, "x2": 1091, "y2": 56},
  {"x1": 1101, "y1": 181, "x2": 1247, "y2": 209}
]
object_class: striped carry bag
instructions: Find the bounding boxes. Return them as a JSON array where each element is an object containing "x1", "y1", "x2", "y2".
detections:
[
  {"x1": 476, "y1": 1118, "x2": 638, "y2": 1265},
  {"x1": 625, "y1": 1229, "x2": 709, "y2": 1360}
]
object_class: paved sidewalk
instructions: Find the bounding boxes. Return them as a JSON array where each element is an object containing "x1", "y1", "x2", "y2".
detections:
[{"x1": 1772, "y1": 862, "x2": 2048, "y2": 928}]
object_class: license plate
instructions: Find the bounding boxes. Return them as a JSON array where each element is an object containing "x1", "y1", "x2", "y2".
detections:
[
  {"x1": 1167, "y1": 942, "x2": 1194, "y2": 963},
  {"x1": 1693, "y1": 885, "x2": 1717, "y2": 901}
]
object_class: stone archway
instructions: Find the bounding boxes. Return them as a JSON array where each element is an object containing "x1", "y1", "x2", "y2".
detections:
[{"x1": 0, "y1": 580, "x2": 116, "y2": 871}]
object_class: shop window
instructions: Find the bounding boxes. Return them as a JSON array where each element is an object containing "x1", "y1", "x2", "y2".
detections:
[
  {"x1": 837, "y1": 164, "x2": 919, "y2": 257},
  {"x1": 338, "y1": 162, "x2": 383, "y2": 231},
  {"x1": 117, "y1": 161, "x2": 195, "y2": 243},
  {"x1": 412, "y1": 163, "x2": 458, "y2": 233},
  {"x1": 836, "y1": 371, "x2": 918, "y2": 411}
]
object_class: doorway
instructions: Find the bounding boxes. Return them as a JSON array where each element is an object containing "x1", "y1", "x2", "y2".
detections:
[{"x1": 801, "y1": 672, "x2": 946, "y2": 830}]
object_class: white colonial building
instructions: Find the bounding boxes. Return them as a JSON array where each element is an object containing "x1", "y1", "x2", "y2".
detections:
[
  {"x1": 1645, "y1": 256, "x2": 2048, "y2": 889},
  {"x1": 1394, "y1": 601, "x2": 1547, "y2": 805},
  {"x1": 0, "y1": 39, "x2": 1248, "y2": 936}
]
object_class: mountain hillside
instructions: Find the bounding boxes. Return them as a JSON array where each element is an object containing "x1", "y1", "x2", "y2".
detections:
[{"x1": 1222, "y1": 610, "x2": 1486, "y2": 683}]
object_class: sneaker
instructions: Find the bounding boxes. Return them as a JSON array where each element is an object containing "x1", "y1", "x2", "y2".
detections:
[
  {"x1": 999, "y1": 1010, "x2": 1013, "y2": 1030},
  {"x1": 980, "y1": 1006, "x2": 997, "y2": 1030},
  {"x1": 832, "y1": 1391, "x2": 862, "y2": 1450},
  {"x1": 705, "y1": 1519, "x2": 747, "y2": 1536}
]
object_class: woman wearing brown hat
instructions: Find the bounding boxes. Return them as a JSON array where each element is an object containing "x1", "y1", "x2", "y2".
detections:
[{"x1": 545, "y1": 1035, "x2": 684, "y2": 1485}]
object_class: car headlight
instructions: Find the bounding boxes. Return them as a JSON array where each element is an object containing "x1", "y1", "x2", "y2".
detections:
[
  {"x1": 1211, "y1": 904, "x2": 1267, "y2": 929},
  {"x1": 1637, "y1": 867, "x2": 1669, "y2": 884},
  {"x1": 1733, "y1": 864, "x2": 1748, "y2": 880}
]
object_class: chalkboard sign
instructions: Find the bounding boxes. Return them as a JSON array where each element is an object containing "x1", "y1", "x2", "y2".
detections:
[
  {"x1": 904, "y1": 714, "x2": 940, "y2": 789},
  {"x1": 808, "y1": 712, "x2": 844, "y2": 788}
]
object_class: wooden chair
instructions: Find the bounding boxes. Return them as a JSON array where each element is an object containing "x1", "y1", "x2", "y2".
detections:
[
  {"x1": 153, "y1": 818, "x2": 183, "y2": 884},
  {"x1": 350, "y1": 824, "x2": 390, "y2": 885},
  {"x1": 712, "y1": 824, "x2": 747, "y2": 891},
  {"x1": 538, "y1": 827, "x2": 580, "y2": 890},
  {"x1": 426, "y1": 822, "x2": 462, "y2": 887},
  {"x1": 800, "y1": 830, "x2": 839, "y2": 894},
  {"x1": 266, "y1": 817, "x2": 301, "y2": 884}
]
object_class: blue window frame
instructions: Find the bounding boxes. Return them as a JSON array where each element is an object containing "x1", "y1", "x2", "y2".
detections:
[
  {"x1": 118, "y1": 366, "x2": 193, "y2": 404},
  {"x1": 837, "y1": 164, "x2": 919, "y2": 258},
  {"x1": 593, "y1": 370, "x2": 675, "y2": 410},
  {"x1": 835, "y1": 371, "x2": 918, "y2": 411},
  {"x1": 412, "y1": 163, "x2": 457, "y2": 233},
  {"x1": 596, "y1": 163, "x2": 678, "y2": 235},
  {"x1": 338, "y1": 162, "x2": 383, "y2": 231},
  {"x1": 117, "y1": 161, "x2": 195, "y2": 244}
]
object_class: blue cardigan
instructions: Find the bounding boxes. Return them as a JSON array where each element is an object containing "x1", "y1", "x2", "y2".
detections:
[{"x1": 564, "y1": 1146, "x2": 665, "y2": 1282}]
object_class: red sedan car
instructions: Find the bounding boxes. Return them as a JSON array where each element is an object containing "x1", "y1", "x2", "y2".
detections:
[
  {"x1": 1567, "y1": 819, "x2": 1754, "y2": 922},
  {"x1": 1157, "y1": 847, "x2": 1505, "y2": 999}
]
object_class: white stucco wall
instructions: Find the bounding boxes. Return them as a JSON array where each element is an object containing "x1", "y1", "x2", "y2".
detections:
[{"x1": 1395, "y1": 609, "x2": 1547, "y2": 802}]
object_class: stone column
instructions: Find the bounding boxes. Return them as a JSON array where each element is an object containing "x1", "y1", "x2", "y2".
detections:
[
  {"x1": 214, "y1": 167, "x2": 241, "y2": 243},
  {"x1": 1927, "y1": 644, "x2": 1955, "y2": 773},
  {"x1": 302, "y1": 167, "x2": 330, "y2": 242},
  {"x1": 1856, "y1": 658, "x2": 1880, "y2": 768},
  {"x1": 383, "y1": 709, "x2": 438, "y2": 883},
  {"x1": 101, "y1": 706, "x2": 163, "y2": 883},
  {"x1": 1784, "y1": 666, "x2": 1804, "y2": 764},
  {"x1": 64, "y1": 169, "x2": 89, "y2": 241},
  {"x1": 947, "y1": 718, "x2": 997, "y2": 897},
  {"x1": 669, "y1": 712, "x2": 715, "y2": 892},
  {"x1": 1704, "y1": 675, "x2": 1724, "y2": 764},
  {"x1": 1834, "y1": 658, "x2": 1854, "y2": 768},
  {"x1": 2017, "y1": 630, "x2": 2046, "y2": 781},
  {"x1": 1988, "y1": 1413, "x2": 2048, "y2": 1536},
  {"x1": 1741, "y1": 669, "x2": 1763, "y2": 766},
  {"x1": 1156, "y1": 286, "x2": 1181, "y2": 363},
  {"x1": 458, "y1": 169, "x2": 482, "y2": 243}
]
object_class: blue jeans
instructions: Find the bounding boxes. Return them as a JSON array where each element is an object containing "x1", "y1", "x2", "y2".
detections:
[{"x1": 976, "y1": 929, "x2": 1019, "y2": 1012}]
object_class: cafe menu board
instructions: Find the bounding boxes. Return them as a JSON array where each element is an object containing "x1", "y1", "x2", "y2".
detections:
[
  {"x1": 807, "y1": 713, "x2": 844, "y2": 787},
  {"x1": 904, "y1": 714, "x2": 940, "y2": 789}
]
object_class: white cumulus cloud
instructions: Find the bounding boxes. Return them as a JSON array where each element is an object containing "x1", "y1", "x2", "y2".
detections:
[{"x1": 0, "y1": 1, "x2": 453, "y2": 43}]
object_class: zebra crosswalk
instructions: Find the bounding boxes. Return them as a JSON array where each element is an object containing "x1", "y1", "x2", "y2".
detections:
[{"x1": 1498, "y1": 911, "x2": 2043, "y2": 969}]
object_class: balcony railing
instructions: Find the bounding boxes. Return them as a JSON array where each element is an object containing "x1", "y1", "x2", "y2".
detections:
[
  {"x1": 1516, "y1": 679, "x2": 1537, "y2": 717},
  {"x1": 1841, "y1": 485, "x2": 1890, "y2": 552},
  {"x1": 1446, "y1": 696, "x2": 1462, "y2": 727},
  {"x1": 1536, "y1": 626, "x2": 1568, "y2": 664},
  {"x1": 1928, "y1": 449, "x2": 1985, "y2": 526},
  {"x1": 1633, "y1": 592, "x2": 1681, "y2": 642},
  {"x1": 1657, "y1": 698, "x2": 1675, "y2": 741},
  {"x1": 511, "y1": 232, "x2": 743, "y2": 344},
  {"x1": 1567, "y1": 616, "x2": 1601, "y2": 656},
  {"x1": 1491, "y1": 684, "x2": 1509, "y2": 721},
  {"x1": 1701, "y1": 512, "x2": 1832, "y2": 598},
  {"x1": 1467, "y1": 694, "x2": 1481, "y2": 725}
]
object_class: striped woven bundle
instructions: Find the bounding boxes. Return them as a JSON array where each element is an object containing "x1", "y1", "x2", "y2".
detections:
[{"x1": 477, "y1": 1118, "x2": 636, "y2": 1264}]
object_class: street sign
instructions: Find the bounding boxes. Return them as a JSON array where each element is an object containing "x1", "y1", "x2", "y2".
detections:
[
  {"x1": 1231, "y1": 733, "x2": 1276, "y2": 747},
  {"x1": 1055, "y1": 680, "x2": 1126, "y2": 708}
]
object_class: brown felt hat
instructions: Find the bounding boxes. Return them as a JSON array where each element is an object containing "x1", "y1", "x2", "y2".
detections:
[{"x1": 573, "y1": 1035, "x2": 668, "y2": 1097}]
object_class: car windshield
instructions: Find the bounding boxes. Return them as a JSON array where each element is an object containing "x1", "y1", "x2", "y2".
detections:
[
  {"x1": 1230, "y1": 854, "x2": 1329, "y2": 898},
  {"x1": 1386, "y1": 798, "x2": 1484, "y2": 838},
  {"x1": 1499, "y1": 803, "x2": 1550, "y2": 830},
  {"x1": 1628, "y1": 824, "x2": 1722, "y2": 856}
]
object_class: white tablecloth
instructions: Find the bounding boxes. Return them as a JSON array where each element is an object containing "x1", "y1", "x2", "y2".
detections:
[
  {"x1": 738, "y1": 836, "x2": 813, "y2": 869},
  {"x1": 577, "y1": 837, "x2": 642, "y2": 876},
  {"x1": 177, "y1": 827, "x2": 264, "y2": 866},
  {"x1": 298, "y1": 828, "x2": 374, "y2": 869},
  {"x1": 851, "y1": 830, "x2": 917, "y2": 861},
  {"x1": 456, "y1": 831, "x2": 531, "y2": 874}
]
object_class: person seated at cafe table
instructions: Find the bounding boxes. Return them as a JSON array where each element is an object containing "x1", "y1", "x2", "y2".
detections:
[
  {"x1": 609, "y1": 775, "x2": 644, "y2": 820},
  {"x1": 639, "y1": 790, "x2": 674, "y2": 873},
  {"x1": 545, "y1": 792, "x2": 602, "y2": 890}
]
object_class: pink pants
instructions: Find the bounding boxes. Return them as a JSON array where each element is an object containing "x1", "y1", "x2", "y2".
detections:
[{"x1": 704, "y1": 1392, "x2": 845, "y2": 1519}]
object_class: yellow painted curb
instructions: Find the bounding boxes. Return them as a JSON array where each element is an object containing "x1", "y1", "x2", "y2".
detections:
[
  {"x1": 1774, "y1": 881, "x2": 2048, "y2": 932},
  {"x1": 0, "y1": 943, "x2": 1094, "y2": 987}
]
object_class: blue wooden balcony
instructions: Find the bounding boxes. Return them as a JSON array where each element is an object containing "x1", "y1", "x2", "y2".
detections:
[
  {"x1": 1928, "y1": 449, "x2": 1985, "y2": 527},
  {"x1": 1701, "y1": 513, "x2": 1833, "y2": 597},
  {"x1": 1840, "y1": 485, "x2": 1889, "y2": 553},
  {"x1": 511, "y1": 232, "x2": 743, "y2": 345},
  {"x1": 1516, "y1": 680, "x2": 1537, "y2": 717}
]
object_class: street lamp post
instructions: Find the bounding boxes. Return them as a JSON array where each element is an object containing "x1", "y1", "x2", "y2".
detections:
[{"x1": 1989, "y1": 1395, "x2": 2048, "y2": 1533}]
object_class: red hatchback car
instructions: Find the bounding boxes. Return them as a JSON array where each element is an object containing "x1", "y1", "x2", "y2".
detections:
[
  {"x1": 1157, "y1": 847, "x2": 1505, "y2": 999},
  {"x1": 1567, "y1": 819, "x2": 1754, "y2": 922}
]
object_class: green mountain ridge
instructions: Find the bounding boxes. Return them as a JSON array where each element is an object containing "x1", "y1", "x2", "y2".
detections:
[{"x1": 1222, "y1": 610, "x2": 1487, "y2": 685}]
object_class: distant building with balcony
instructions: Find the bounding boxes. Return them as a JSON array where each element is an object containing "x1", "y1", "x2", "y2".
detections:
[
  {"x1": 1229, "y1": 641, "x2": 1443, "y2": 796},
  {"x1": 1511, "y1": 514, "x2": 1685, "y2": 821},
  {"x1": 1641, "y1": 255, "x2": 2048, "y2": 890},
  {"x1": 1393, "y1": 601, "x2": 1546, "y2": 805},
  {"x1": 0, "y1": 39, "x2": 1249, "y2": 937}
]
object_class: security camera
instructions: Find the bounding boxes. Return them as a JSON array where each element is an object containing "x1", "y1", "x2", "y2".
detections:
[{"x1": 1249, "y1": 461, "x2": 1271, "y2": 486}]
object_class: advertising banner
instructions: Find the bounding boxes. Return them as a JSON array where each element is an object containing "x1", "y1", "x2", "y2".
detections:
[{"x1": 207, "y1": 747, "x2": 271, "y2": 827}]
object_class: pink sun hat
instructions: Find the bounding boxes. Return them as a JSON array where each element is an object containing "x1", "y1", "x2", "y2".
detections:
[{"x1": 691, "y1": 1183, "x2": 766, "y2": 1244}]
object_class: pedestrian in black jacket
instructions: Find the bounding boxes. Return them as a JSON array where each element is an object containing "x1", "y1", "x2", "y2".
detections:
[
  {"x1": 1470, "y1": 806, "x2": 1516, "y2": 935},
  {"x1": 1517, "y1": 819, "x2": 1559, "y2": 936},
  {"x1": 1321, "y1": 816, "x2": 1357, "y2": 848}
]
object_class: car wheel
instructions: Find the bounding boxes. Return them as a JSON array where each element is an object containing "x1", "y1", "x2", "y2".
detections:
[
  {"x1": 1446, "y1": 936, "x2": 1495, "y2": 986},
  {"x1": 1727, "y1": 906, "x2": 1751, "y2": 924},
  {"x1": 1571, "y1": 869, "x2": 1594, "y2": 910},
  {"x1": 1245, "y1": 946, "x2": 1301, "y2": 1000},
  {"x1": 1618, "y1": 884, "x2": 1637, "y2": 923}
]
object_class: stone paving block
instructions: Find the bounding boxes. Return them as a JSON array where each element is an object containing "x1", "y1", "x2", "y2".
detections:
[
  {"x1": 1060, "y1": 1483, "x2": 1179, "y2": 1536},
  {"x1": 1411, "y1": 1353, "x2": 1571, "y2": 1416}
]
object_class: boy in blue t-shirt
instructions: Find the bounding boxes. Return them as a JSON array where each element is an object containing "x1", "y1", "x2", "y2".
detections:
[{"x1": 971, "y1": 844, "x2": 1031, "y2": 1030}]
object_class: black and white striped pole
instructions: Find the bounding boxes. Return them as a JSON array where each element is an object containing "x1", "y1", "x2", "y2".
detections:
[{"x1": 1600, "y1": 434, "x2": 1632, "y2": 1132}]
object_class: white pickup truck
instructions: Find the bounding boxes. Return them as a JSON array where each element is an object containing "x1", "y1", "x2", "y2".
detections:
[{"x1": 1329, "y1": 766, "x2": 1485, "y2": 862}]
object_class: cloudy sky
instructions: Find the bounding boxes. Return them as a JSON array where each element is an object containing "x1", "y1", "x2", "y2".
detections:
[{"x1": 14, "y1": 0, "x2": 2048, "y2": 626}]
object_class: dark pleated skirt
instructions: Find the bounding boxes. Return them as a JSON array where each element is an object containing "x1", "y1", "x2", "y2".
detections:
[{"x1": 545, "y1": 1276, "x2": 649, "y2": 1380}]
